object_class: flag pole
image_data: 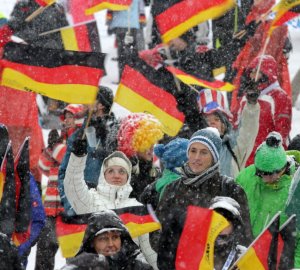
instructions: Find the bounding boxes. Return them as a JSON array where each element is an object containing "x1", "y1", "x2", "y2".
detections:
[
  {"x1": 25, "y1": 2, "x2": 55, "y2": 22},
  {"x1": 254, "y1": 35, "x2": 270, "y2": 81},
  {"x1": 39, "y1": 19, "x2": 96, "y2": 36}
]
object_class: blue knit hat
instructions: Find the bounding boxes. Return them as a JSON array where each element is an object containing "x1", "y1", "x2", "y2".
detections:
[
  {"x1": 187, "y1": 127, "x2": 222, "y2": 163},
  {"x1": 154, "y1": 138, "x2": 189, "y2": 169}
]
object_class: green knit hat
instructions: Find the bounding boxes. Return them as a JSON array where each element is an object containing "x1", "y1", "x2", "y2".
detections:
[{"x1": 255, "y1": 132, "x2": 287, "y2": 174}]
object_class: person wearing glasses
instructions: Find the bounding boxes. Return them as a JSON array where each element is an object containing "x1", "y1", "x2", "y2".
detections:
[{"x1": 236, "y1": 131, "x2": 300, "y2": 267}]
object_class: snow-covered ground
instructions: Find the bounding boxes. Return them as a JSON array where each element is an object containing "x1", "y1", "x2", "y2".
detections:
[{"x1": 1, "y1": 1, "x2": 300, "y2": 269}]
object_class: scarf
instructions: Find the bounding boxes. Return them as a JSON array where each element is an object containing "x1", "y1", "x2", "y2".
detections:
[{"x1": 182, "y1": 162, "x2": 220, "y2": 187}]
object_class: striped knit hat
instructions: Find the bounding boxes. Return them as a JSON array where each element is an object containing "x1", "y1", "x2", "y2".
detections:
[{"x1": 187, "y1": 127, "x2": 222, "y2": 163}]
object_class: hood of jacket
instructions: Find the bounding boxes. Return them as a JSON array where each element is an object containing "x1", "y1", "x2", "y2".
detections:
[
  {"x1": 77, "y1": 210, "x2": 139, "y2": 257},
  {"x1": 96, "y1": 151, "x2": 133, "y2": 201}
]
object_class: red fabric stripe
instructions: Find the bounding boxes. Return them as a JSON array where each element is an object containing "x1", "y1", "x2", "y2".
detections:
[
  {"x1": 35, "y1": 0, "x2": 49, "y2": 7},
  {"x1": 56, "y1": 216, "x2": 87, "y2": 236},
  {"x1": 1, "y1": 60, "x2": 102, "y2": 85},
  {"x1": 120, "y1": 66, "x2": 185, "y2": 121},
  {"x1": 119, "y1": 213, "x2": 155, "y2": 224},
  {"x1": 176, "y1": 206, "x2": 212, "y2": 269},
  {"x1": 74, "y1": 25, "x2": 92, "y2": 52},
  {"x1": 156, "y1": 0, "x2": 229, "y2": 35},
  {"x1": 252, "y1": 229, "x2": 273, "y2": 268},
  {"x1": 70, "y1": 0, "x2": 94, "y2": 23},
  {"x1": 274, "y1": 10, "x2": 300, "y2": 26}
]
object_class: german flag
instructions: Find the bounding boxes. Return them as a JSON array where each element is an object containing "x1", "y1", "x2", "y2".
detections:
[
  {"x1": 115, "y1": 59, "x2": 185, "y2": 136},
  {"x1": 86, "y1": 0, "x2": 132, "y2": 15},
  {"x1": 176, "y1": 206, "x2": 230, "y2": 270},
  {"x1": 56, "y1": 205, "x2": 161, "y2": 258},
  {"x1": 166, "y1": 66, "x2": 235, "y2": 92},
  {"x1": 14, "y1": 137, "x2": 31, "y2": 233},
  {"x1": 0, "y1": 42, "x2": 106, "y2": 104},
  {"x1": 61, "y1": 21, "x2": 101, "y2": 52},
  {"x1": 0, "y1": 141, "x2": 16, "y2": 237},
  {"x1": 271, "y1": 0, "x2": 300, "y2": 29},
  {"x1": 277, "y1": 215, "x2": 296, "y2": 270},
  {"x1": 232, "y1": 212, "x2": 280, "y2": 270},
  {"x1": 114, "y1": 206, "x2": 161, "y2": 239},
  {"x1": 35, "y1": 0, "x2": 55, "y2": 7},
  {"x1": 155, "y1": 0, "x2": 235, "y2": 43},
  {"x1": 56, "y1": 215, "x2": 88, "y2": 258}
]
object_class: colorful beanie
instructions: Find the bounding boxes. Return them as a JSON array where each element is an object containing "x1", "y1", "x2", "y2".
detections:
[
  {"x1": 154, "y1": 138, "x2": 189, "y2": 169},
  {"x1": 255, "y1": 132, "x2": 287, "y2": 173},
  {"x1": 187, "y1": 127, "x2": 222, "y2": 163},
  {"x1": 117, "y1": 113, "x2": 164, "y2": 158}
]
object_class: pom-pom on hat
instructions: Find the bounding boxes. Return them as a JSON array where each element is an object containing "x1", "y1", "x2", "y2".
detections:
[
  {"x1": 187, "y1": 127, "x2": 222, "y2": 163},
  {"x1": 117, "y1": 113, "x2": 164, "y2": 158},
  {"x1": 255, "y1": 132, "x2": 287, "y2": 174},
  {"x1": 154, "y1": 138, "x2": 189, "y2": 170}
]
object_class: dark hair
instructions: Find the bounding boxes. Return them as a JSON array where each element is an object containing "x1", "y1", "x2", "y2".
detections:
[{"x1": 48, "y1": 129, "x2": 63, "y2": 149}]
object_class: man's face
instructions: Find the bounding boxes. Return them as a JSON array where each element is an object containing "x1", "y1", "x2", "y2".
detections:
[{"x1": 93, "y1": 231, "x2": 122, "y2": 256}]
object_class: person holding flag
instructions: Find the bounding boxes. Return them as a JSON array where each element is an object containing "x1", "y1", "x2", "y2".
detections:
[
  {"x1": 63, "y1": 149, "x2": 158, "y2": 268},
  {"x1": 236, "y1": 131, "x2": 300, "y2": 267},
  {"x1": 156, "y1": 127, "x2": 253, "y2": 269},
  {"x1": 63, "y1": 210, "x2": 153, "y2": 269}
]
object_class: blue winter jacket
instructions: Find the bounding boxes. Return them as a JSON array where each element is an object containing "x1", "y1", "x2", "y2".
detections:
[{"x1": 18, "y1": 174, "x2": 46, "y2": 266}]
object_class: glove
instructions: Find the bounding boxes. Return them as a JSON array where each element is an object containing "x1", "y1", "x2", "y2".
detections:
[
  {"x1": 71, "y1": 134, "x2": 88, "y2": 157},
  {"x1": 139, "y1": 45, "x2": 164, "y2": 69},
  {"x1": 245, "y1": 80, "x2": 260, "y2": 105}
]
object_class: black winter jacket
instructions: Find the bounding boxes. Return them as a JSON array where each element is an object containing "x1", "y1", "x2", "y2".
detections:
[
  {"x1": 9, "y1": 0, "x2": 68, "y2": 49},
  {"x1": 0, "y1": 233, "x2": 23, "y2": 270},
  {"x1": 156, "y1": 165, "x2": 253, "y2": 270},
  {"x1": 76, "y1": 210, "x2": 153, "y2": 270}
]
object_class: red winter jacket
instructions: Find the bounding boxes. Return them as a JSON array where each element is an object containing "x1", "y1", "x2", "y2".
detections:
[{"x1": 235, "y1": 56, "x2": 292, "y2": 166}]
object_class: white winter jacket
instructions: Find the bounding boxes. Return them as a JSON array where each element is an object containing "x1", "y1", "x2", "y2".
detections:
[{"x1": 64, "y1": 151, "x2": 158, "y2": 269}]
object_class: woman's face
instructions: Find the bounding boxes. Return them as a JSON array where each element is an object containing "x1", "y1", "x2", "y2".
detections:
[
  {"x1": 93, "y1": 231, "x2": 121, "y2": 256},
  {"x1": 188, "y1": 142, "x2": 213, "y2": 174},
  {"x1": 104, "y1": 165, "x2": 128, "y2": 186}
]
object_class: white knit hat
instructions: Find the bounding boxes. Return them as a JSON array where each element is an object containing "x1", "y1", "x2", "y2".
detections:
[{"x1": 104, "y1": 156, "x2": 131, "y2": 176}]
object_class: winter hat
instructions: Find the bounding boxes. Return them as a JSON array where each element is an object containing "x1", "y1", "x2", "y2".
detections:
[
  {"x1": 96, "y1": 86, "x2": 114, "y2": 110},
  {"x1": 247, "y1": 55, "x2": 278, "y2": 86},
  {"x1": 187, "y1": 127, "x2": 222, "y2": 163},
  {"x1": 154, "y1": 138, "x2": 189, "y2": 169},
  {"x1": 210, "y1": 196, "x2": 243, "y2": 228},
  {"x1": 60, "y1": 104, "x2": 85, "y2": 125},
  {"x1": 198, "y1": 89, "x2": 232, "y2": 119},
  {"x1": 103, "y1": 151, "x2": 131, "y2": 176},
  {"x1": 117, "y1": 113, "x2": 164, "y2": 158},
  {"x1": 255, "y1": 132, "x2": 287, "y2": 174}
]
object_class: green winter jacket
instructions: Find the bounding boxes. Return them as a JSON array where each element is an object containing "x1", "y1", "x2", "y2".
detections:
[{"x1": 236, "y1": 164, "x2": 300, "y2": 267}]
